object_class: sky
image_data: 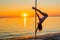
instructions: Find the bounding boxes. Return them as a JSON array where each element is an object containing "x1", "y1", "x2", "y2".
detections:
[{"x1": 0, "y1": 0, "x2": 60, "y2": 17}]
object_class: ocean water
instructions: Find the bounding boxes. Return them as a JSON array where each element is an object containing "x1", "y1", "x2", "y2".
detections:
[{"x1": 0, "y1": 17, "x2": 60, "y2": 39}]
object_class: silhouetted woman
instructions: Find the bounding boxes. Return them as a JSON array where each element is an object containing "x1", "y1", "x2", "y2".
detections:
[{"x1": 32, "y1": 7, "x2": 48, "y2": 32}]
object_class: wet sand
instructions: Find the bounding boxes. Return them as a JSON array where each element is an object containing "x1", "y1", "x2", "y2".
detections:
[{"x1": 0, "y1": 32, "x2": 60, "y2": 40}]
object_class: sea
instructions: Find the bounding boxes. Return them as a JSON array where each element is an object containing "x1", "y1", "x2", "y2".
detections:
[{"x1": 0, "y1": 17, "x2": 60, "y2": 39}]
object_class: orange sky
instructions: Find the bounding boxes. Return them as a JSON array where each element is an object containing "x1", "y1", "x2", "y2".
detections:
[{"x1": 0, "y1": 0, "x2": 60, "y2": 18}]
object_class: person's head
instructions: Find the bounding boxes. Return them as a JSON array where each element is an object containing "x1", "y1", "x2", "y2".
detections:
[{"x1": 38, "y1": 22, "x2": 40, "y2": 24}]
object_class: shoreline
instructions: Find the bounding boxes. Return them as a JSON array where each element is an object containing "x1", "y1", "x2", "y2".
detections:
[{"x1": 0, "y1": 32, "x2": 60, "y2": 40}]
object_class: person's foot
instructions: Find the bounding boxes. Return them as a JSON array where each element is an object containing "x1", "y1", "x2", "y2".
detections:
[
  {"x1": 32, "y1": 7, "x2": 37, "y2": 10},
  {"x1": 32, "y1": 7, "x2": 43, "y2": 14},
  {"x1": 32, "y1": 7, "x2": 41, "y2": 12}
]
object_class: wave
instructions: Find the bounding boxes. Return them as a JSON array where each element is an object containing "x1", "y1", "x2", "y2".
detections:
[{"x1": 0, "y1": 31, "x2": 35, "y2": 39}]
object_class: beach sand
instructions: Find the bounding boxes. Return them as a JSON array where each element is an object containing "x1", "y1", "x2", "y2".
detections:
[{"x1": 0, "y1": 32, "x2": 60, "y2": 40}]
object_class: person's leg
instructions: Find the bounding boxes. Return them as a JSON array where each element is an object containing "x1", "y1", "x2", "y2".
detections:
[
  {"x1": 36, "y1": 8, "x2": 48, "y2": 22},
  {"x1": 40, "y1": 12, "x2": 48, "y2": 18},
  {"x1": 41, "y1": 12, "x2": 48, "y2": 18},
  {"x1": 32, "y1": 7, "x2": 48, "y2": 21},
  {"x1": 40, "y1": 12, "x2": 48, "y2": 22},
  {"x1": 36, "y1": 13, "x2": 41, "y2": 20},
  {"x1": 35, "y1": 8, "x2": 48, "y2": 18}
]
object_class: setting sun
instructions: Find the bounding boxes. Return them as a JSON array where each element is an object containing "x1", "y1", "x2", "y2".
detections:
[
  {"x1": 24, "y1": 14, "x2": 27, "y2": 17},
  {"x1": 22, "y1": 13, "x2": 28, "y2": 17}
]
